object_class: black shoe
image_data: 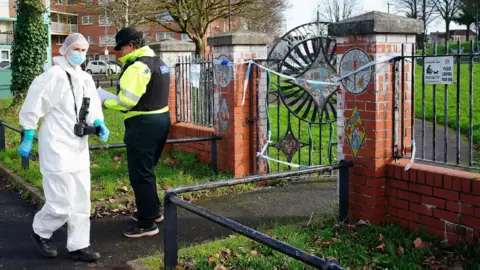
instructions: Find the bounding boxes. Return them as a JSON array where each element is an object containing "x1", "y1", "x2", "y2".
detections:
[
  {"x1": 68, "y1": 246, "x2": 101, "y2": 262},
  {"x1": 124, "y1": 224, "x2": 159, "y2": 238},
  {"x1": 31, "y1": 232, "x2": 57, "y2": 258},
  {"x1": 130, "y1": 211, "x2": 164, "y2": 223}
]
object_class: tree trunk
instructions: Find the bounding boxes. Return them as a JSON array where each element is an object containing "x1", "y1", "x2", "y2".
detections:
[{"x1": 192, "y1": 36, "x2": 205, "y2": 56}]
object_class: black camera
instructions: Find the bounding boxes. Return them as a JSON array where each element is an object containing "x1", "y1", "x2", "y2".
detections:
[{"x1": 73, "y1": 97, "x2": 101, "y2": 137}]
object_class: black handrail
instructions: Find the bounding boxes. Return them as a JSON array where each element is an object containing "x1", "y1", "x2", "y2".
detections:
[
  {"x1": 163, "y1": 161, "x2": 352, "y2": 270},
  {"x1": 0, "y1": 121, "x2": 220, "y2": 172}
]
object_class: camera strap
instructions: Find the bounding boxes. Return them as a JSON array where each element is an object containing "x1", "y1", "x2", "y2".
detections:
[{"x1": 65, "y1": 71, "x2": 84, "y2": 123}]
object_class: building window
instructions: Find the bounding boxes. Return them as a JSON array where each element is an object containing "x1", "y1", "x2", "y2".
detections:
[
  {"x1": 66, "y1": 0, "x2": 75, "y2": 5},
  {"x1": 155, "y1": 32, "x2": 174, "y2": 41},
  {"x1": 55, "y1": 0, "x2": 63, "y2": 4},
  {"x1": 85, "y1": 35, "x2": 94, "y2": 44},
  {"x1": 0, "y1": 50, "x2": 10, "y2": 61},
  {"x1": 99, "y1": 35, "x2": 115, "y2": 45},
  {"x1": 56, "y1": 36, "x2": 66, "y2": 44},
  {"x1": 99, "y1": 15, "x2": 111, "y2": 26},
  {"x1": 157, "y1": 11, "x2": 173, "y2": 22},
  {"x1": 82, "y1": 16, "x2": 93, "y2": 25},
  {"x1": 181, "y1": 33, "x2": 191, "y2": 41}
]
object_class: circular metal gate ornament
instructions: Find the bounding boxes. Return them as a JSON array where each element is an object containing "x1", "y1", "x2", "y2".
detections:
[
  {"x1": 338, "y1": 48, "x2": 373, "y2": 95},
  {"x1": 214, "y1": 55, "x2": 233, "y2": 88},
  {"x1": 266, "y1": 22, "x2": 338, "y2": 124}
]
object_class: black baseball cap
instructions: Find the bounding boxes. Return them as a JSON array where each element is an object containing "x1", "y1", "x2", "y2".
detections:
[{"x1": 114, "y1": 27, "x2": 143, "y2": 51}]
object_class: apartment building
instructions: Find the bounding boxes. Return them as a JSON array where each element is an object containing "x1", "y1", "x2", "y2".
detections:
[{"x1": 0, "y1": 0, "x2": 235, "y2": 68}]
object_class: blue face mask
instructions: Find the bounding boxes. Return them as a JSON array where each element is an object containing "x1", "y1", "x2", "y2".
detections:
[{"x1": 68, "y1": 51, "x2": 86, "y2": 66}]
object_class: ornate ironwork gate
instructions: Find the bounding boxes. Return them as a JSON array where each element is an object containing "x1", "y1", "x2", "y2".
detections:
[{"x1": 262, "y1": 22, "x2": 338, "y2": 173}]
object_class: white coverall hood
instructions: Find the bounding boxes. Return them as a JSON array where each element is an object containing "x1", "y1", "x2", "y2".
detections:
[{"x1": 19, "y1": 53, "x2": 104, "y2": 251}]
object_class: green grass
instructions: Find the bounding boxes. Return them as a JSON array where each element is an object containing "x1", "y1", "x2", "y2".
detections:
[
  {"x1": 140, "y1": 213, "x2": 480, "y2": 269},
  {"x1": 417, "y1": 41, "x2": 476, "y2": 55},
  {"x1": 0, "y1": 93, "x2": 252, "y2": 213},
  {"x1": 414, "y1": 63, "x2": 480, "y2": 145}
]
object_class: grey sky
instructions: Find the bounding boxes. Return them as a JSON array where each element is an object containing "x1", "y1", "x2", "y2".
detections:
[{"x1": 283, "y1": 0, "x2": 463, "y2": 35}]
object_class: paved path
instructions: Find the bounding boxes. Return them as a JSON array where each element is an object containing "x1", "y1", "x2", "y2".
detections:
[
  {"x1": 0, "y1": 177, "x2": 337, "y2": 270},
  {"x1": 414, "y1": 119, "x2": 473, "y2": 165}
]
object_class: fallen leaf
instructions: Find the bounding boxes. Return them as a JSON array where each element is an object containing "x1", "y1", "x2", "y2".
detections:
[
  {"x1": 414, "y1": 237, "x2": 423, "y2": 248},
  {"x1": 109, "y1": 198, "x2": 116, "y2": 203},
  {"x1": 330, "y1": 237, "x2": 339, "y2": 243},
  {"x1": 378, "y1": 234, "x2": 385, "y2": 242},
  {"x1": 376, "y1": 244, "x2": 385, "y2": 253},
  {"x1": 208, "y1": 256, "x2": 215, "y2": 263},
  {"x1": 397, "y1": 247, "x2": 405, "y2": 255},
  {"x1": 114, "y1": 163, "x2": 120, "y2": 170},
  {"x1": 346, "y1": 224, "x2": 356, "y2": 230},
  {"x1": 229, "y1": 235, "x2": 237, "y2": 238},
  {"x1": 119, "y1": 186, "x2": 128, "y2": 193},
  {"x1": 113, "y1": 153, "x2": 121, "y2": 161},
  {"x1": 91, "y1": 163, "x2": 99, "y2": 168},
  {"x1": 213, "y1": 264, "x2": 227, "y2": 270},
  {"x1": 249, "y1": 250, "x2": 258, "y2": 256}
]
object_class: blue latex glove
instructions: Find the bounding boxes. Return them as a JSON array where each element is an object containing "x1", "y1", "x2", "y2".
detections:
[
  {"x1": 94, "y1": 119, "x2": 109, "y2": 142},
  {"x1": 18, "y1": 129, "x2": 35, "y2": 158}
]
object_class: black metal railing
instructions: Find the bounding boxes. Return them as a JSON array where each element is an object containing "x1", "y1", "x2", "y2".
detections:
[
  {"x1": 175, "y1": 55, "x2": 214, "y2": 128},
  {"x1": 0, "y1": 120, "x2": 220, "y2": 172},
  {"x1": 93, "y1": 75, "x2": 119, "y2": 89},
  {"x1": 163, "y1": 161, "x2": 352, "y2": 270},
  {"x1": 393, "y1": 40, "x2": 480, "y2": 171}
]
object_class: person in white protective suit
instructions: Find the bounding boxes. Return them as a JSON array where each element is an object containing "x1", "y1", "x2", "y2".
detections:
[{"x1": 17, "y1": 33, "x2": 110, "y2": 262}]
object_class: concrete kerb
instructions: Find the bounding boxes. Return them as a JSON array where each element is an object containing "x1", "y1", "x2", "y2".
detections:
[{"x1": 0, "y1": 162, "x2": 45, "y2": 208}]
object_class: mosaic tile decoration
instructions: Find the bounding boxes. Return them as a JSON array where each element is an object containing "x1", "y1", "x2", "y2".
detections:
[
  {"x1": 339, "y1": 48, "x2": 373, "y2": 95},
  {"x1": 276, "y1": 129, "x2": 303, "y2": 162},
  {"x1": 214, "y1": 55, "x2": 234, "y2": 88},
  {"x1": 218, "y1": 95, "x2": 229, "y2": 133},
  {"x1": 345, "y1": 105, "x2": 366, "y2": 159}
]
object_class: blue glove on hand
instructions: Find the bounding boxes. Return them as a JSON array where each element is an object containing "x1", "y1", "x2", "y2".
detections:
[
  {"x1": 94, "y1": 119, "x2": 109, "y2": 142},
  {"x1": 18, "y1": 129, "x2": 35, "y2": 158}
]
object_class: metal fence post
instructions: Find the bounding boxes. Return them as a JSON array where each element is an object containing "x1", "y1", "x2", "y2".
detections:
[
  {"x1": 164, "y1": 193, "x2": 178, "y2": 270},
  {"x1": 20, "y1": 132, "x2": 29, "y2": 170},
  {"x1": 0, "y1": 121, "x2": 6, "y2": 151},
  {"x1": 339, "y1": 160, "x2": 349, "y2": 222},
  {"x1": 211, "y1": 139, "x2": 217, "y2": 173}
]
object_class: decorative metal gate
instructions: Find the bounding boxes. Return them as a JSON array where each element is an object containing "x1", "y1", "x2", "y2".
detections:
[{"x1": 262, "y1": 22, "x2": 338, "y2": 172}]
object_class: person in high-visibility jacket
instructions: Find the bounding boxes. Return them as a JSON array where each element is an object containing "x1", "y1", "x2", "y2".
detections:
[{"x1": 103, "y1": 27, "x2": 171, "y2": 238}]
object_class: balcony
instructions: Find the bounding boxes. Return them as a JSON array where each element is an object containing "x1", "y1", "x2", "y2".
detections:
[
  {"x1": 0, "y1": 33, "x2": 13, "y2": 46},
  {"x1": 51, "y1": 22, "x2": 78, "y2": 34},
  {"x1": 50, "y1": 12, "x2": 78, "y2": 35}
]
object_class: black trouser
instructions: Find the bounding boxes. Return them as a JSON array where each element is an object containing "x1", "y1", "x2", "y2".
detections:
[{"x1": 124, "y1": 112, "x2": 170, "y2": 227}]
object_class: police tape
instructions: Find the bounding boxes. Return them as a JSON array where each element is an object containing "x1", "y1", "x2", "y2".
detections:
[{"x1": 213, "y1": 54, "x2": 402, "y2": 105}]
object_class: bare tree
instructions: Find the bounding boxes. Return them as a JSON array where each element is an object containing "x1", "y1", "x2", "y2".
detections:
[
  {"x1": 432, "y1": 0, "x2": 462, "y2": 48},
  {"x1": 149, "y1": 0, "x2": 256, "y2": 55},
  {"x1": 393, "y1": 0, "x2": 437, "y2": 26},
  {"x1": 316, "y1": 0, "x2": 359, "y2": 22},
  {"x1": 81, "y1": 0, "x2": 158, "y2": 30},
  {"x1": 239, "y1": 0, "x2": 290, "y2": 36}
]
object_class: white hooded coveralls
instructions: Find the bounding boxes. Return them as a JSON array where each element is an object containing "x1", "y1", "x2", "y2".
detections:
[{"x1": 19, "y1": 56, "x2": 103, "y2": 252}]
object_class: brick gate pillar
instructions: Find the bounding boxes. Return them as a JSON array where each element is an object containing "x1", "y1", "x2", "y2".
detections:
[
  {"x1": 329, "y1": 12, "x2": 423, "y2": 223},
  {"x1": 207, "y1": 30, "x2": 272, "y2": 177}
]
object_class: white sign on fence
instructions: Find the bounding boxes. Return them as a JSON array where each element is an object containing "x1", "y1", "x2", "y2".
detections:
[
  {"x1": 190, "y1": 64, "x2": 201, "y2": 88},
  {"x1": 424, "y1": 56, "x2": 454, "y2": 84}
]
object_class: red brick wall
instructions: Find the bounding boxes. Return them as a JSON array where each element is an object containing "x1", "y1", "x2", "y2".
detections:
[
  {"x1": 386, "y1": 159, "x2": 480, "y2": 245},
  {"x1": 166, "y1": 71, "x2": 215, "y2": 165}
]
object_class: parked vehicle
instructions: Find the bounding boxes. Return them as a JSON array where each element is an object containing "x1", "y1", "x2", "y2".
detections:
[{"x1": 85, "y1": 60, "x2": 121, "y2": 74}]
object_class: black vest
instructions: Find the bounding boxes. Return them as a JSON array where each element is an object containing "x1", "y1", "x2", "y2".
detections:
[{"x1": 117, "y1": 56, "x2": 170, "y2": 112}]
